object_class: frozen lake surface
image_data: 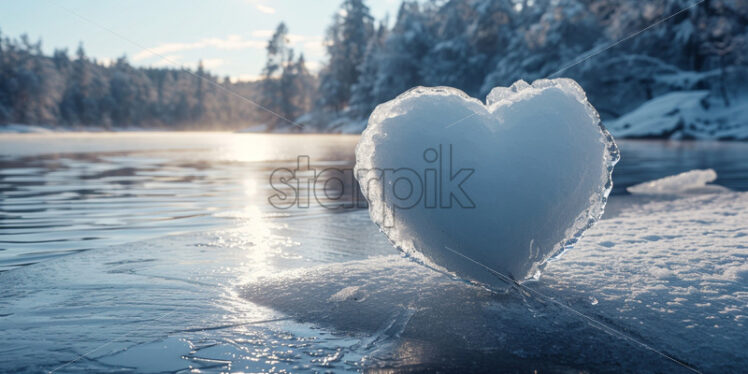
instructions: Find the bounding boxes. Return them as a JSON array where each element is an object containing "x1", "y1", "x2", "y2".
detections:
[{"x1": 0, "y1": 133, "x2": 746, "y2": 372}]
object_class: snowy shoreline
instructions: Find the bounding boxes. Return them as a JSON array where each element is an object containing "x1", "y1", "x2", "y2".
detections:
[
  {"x1": 605, "y1": 91, "x2": 748, "y2": 140},
  {"x1": 6, "y1": 89, "x2": 747, "y2": 140},
  {"x1": 0, "y1": 124, "x2": 167, "y2": 134},
  {"x1": 4, "y1": 123, "x2": 748, "y2": 140}
]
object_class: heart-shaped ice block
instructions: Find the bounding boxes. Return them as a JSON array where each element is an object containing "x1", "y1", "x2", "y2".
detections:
[{"x1": 355, "y1": 78, "x2": 619, "y2": 289}]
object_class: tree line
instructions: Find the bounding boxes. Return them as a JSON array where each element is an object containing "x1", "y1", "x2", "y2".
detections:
[
  {"x1": 0, "y1": 31, "x2": 262, "y2": 129},
  {"x1": 260, "y1": 0, "x2": 746, "y2": 132},
  {"x1": 2, "y1": 0, "x2": 746, "y2": 131}
]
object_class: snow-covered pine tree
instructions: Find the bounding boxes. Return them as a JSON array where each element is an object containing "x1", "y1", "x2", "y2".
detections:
[
  {"x1": 317, "y1": 0, "x2": 375, "y2": 112},
  {"x1": 370, "y1": 1, "x2": 432, "y2": 108},
  {"x1": 349, "y1": 19, "x2": 388, "y2": 119},
  {"x1": 260, "y1": 22, "x2": 292, "y2": 129}
]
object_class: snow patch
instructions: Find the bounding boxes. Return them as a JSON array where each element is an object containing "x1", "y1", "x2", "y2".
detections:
[
  {"x1": 328, "y1": 286, "x2": 367, "y2": 302},
  {"x1": 627, "y1": 169, "x2": 726, "y2": 195}
]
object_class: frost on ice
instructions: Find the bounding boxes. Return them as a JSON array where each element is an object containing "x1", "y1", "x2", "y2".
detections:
[
  {"x1": 627, "y1": 169, "x2": 724, "y2": 195},
  {"x1": 355, "y1": 78, "x2": 619, "y2": 289}
]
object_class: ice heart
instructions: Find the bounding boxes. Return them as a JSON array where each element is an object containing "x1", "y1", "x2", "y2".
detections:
[{"x1": 355, "y1": 78, "x2": 619, "y2": 289}]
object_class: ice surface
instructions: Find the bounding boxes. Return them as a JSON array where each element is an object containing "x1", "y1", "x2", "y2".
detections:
[
  {"x1": 1, "y1": 191, "x2": 747, "y2": 372},
  {"x1": 355, "y1": 78, "x2": 619, "y2": 287},
  {"x1": 97, "y1": 337, "x2": 193, "y2": 373},
  {"x1": 0, "y1": 213, "x2": 392, "y2": 373},
  {"x1": 627, "y1": 169, "x2": 724, "y2": 195},
  {"x1": 242, "y1": 191, "x2": 748, "y2": 372}
]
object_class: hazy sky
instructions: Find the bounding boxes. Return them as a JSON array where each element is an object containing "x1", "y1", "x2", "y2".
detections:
[{"x1": 0, "y1": 0, "x2": 401, "y2": 81}]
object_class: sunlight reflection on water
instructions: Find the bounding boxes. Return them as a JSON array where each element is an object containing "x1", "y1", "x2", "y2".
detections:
[{"x1": 0, "y1": 132, "x2": 361, "y2": 271}]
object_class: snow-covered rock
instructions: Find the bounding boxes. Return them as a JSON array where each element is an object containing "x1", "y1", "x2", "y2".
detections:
[{"x1": 607, "y1": 91, "x2": 748, "y2": 140}]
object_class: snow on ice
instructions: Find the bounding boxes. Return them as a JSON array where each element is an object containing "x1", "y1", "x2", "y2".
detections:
[
  {"x1": 243, "y1": 185, "x2": 748, "y2": 372},
  {"x1": 627, "y1": 168, "x2": 727, "y2": 195}
]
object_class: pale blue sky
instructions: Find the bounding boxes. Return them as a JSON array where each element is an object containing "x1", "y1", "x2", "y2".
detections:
[{"x1": 0, "y1": 0, "x2": 401, "y2": 80}]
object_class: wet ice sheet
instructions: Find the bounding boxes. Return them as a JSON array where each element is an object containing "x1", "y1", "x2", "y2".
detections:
[
  {"x1": 1, "y1": 192, "x2": 746, "y2": 373},
  {"x1": 0, "y1": 133, "x2": 363, "y2": 272},
  {"x1": 0, "y1": 212, "x2": 393, "y2": 373}
]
